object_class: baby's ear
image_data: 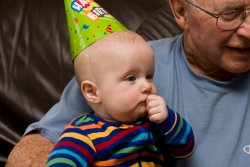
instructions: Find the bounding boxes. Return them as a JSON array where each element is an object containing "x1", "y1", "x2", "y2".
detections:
[{"x1": 81, "y1": 80, "x2": 101, "y2": 104}]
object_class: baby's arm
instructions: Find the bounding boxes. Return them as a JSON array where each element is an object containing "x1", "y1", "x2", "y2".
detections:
[
  {"x1": 46, "y1": 126, "x2": 96, "y2": 167},
  {"x1": 146, "y1": 94, "x2": 195, "y2": 159}
]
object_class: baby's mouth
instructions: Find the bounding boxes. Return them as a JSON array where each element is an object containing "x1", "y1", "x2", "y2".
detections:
[{"x1": 138, "y1": 100, "x2": 147, "y2": 106}]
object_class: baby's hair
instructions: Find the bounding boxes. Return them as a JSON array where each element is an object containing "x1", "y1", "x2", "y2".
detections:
[{"x1": 74, "y1": 30, "x2": 145, "y2": 86}]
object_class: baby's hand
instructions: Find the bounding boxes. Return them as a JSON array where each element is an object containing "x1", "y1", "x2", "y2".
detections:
[{"x1": 146, "y1": 94, "x2": 168, "y2": 124}]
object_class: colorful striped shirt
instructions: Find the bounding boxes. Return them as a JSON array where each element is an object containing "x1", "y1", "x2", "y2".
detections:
[{"x1": 47, "y1": 108, "x2": 195, "y2": 167}]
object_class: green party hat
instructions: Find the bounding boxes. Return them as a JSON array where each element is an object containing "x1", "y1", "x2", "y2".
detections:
[{"x1": 64, "y1": 0, "x2": 127, "y2": 60}]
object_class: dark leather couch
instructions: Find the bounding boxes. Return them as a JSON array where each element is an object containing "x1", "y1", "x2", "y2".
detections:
[{"x1": 0, "y1": 0, "x2": 181, "y2": 165}]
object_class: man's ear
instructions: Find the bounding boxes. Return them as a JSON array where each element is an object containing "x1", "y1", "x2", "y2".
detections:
[
  {"x1": 80, "y1": 80, "x2": 101, "y2": 104},
  {"x1": 169, "y1": 0, "x2": 188, "y2": 30}
]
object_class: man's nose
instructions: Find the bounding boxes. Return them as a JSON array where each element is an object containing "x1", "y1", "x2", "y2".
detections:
[{"x1": 238, "y1": 10, "x2": 250, "y2": 38}]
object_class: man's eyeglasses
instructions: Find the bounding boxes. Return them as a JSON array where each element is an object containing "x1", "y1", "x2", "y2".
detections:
[{"x1": 185, "y1": 0, "x2": 250, "y2": 31}]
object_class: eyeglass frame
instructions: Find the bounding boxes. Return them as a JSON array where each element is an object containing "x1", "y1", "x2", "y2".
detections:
[{"x1": 185, "y1": 0, "x2": 250, "y2": 31}]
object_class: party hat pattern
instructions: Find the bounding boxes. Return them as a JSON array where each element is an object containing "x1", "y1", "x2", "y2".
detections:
[{"x1": 64, "y1": 0, "x2": 127, "y2": 60}]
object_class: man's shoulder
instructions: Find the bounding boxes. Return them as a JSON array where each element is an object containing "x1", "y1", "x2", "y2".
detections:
[
  {"x1": 148, "y1": 35, "x2": 183, "y2": 65},
  {"x1": 148, "y1": 34, "x2": 182, "y2": 51}
]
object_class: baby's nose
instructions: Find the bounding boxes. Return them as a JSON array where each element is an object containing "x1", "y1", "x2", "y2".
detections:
[{"x1": 141, "y1": 81, "x2": 152, "y2": 93}]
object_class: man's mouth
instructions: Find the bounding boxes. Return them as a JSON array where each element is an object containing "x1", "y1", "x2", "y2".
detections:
[
  {"x1": 227, "y1": 46, "x2": 250, "y2": 57},
  {"x1": 227, "y1": 46, "x2": 250, "y2": 51}
]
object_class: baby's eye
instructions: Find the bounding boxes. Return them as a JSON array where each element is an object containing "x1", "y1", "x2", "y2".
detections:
[
  {"x1": 126, "y1": 75, "x2": 136, "y2": 82},
  {"x1": 146, "y1": 74, "x2": 154, "y2": 80}
]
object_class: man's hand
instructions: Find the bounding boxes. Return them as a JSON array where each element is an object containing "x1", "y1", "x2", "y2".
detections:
[
  {"x1": 6, "y1": 133, "x2": 54, "y2": 167},
  {"x1": 146, "y1": 94, "x2": 168, "y2": 124}
]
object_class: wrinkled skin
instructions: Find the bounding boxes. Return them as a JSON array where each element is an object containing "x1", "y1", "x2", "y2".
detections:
[{"x1": 170, "y1": 0, "x2": 250, "y2": 81}]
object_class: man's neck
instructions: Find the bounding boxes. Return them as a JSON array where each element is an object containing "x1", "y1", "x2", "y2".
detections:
[
  {"x1": 184, "y1": 49, "x2": 237, "y2": 82},
  {"x1": 182, "y1": 36, "x2": 238, "y2": 81}
]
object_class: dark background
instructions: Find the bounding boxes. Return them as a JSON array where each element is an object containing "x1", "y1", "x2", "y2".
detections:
[{"x1": 0, "y1": 0, "x2": 181, "y2": 165}]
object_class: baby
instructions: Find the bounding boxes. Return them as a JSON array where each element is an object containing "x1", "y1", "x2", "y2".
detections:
[{"x1": 47, "y1": 30, "x2": 195, "y2": 166}]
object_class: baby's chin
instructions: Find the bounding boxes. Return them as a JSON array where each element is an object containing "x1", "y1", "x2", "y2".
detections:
[
  {"x1": 120, "y1": 113, "x2": 148, "y2": 124},
  {"x1": 135, "y1": 112, "x2": 148, "y2": 121}
]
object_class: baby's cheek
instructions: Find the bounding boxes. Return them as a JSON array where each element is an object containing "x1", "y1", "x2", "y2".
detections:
[{"x1": 118, "y1": 93, "x2": 135, "y2": 106}]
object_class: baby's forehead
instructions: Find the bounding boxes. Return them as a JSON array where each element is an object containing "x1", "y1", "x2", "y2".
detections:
[
  {"x1": 97, "y1": 31, "x2": 145, "y2": 45},
  {"x1": 86, "y1": 31, "x2": 152, "y2": 66},
  {"x1": 88, "y1": 33, "x2": 145, "y2": 56}
]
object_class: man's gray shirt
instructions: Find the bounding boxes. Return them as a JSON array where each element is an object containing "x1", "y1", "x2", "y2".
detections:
[{"x1": 25, "y1": 35, "x2": 250, "y2": 167}]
